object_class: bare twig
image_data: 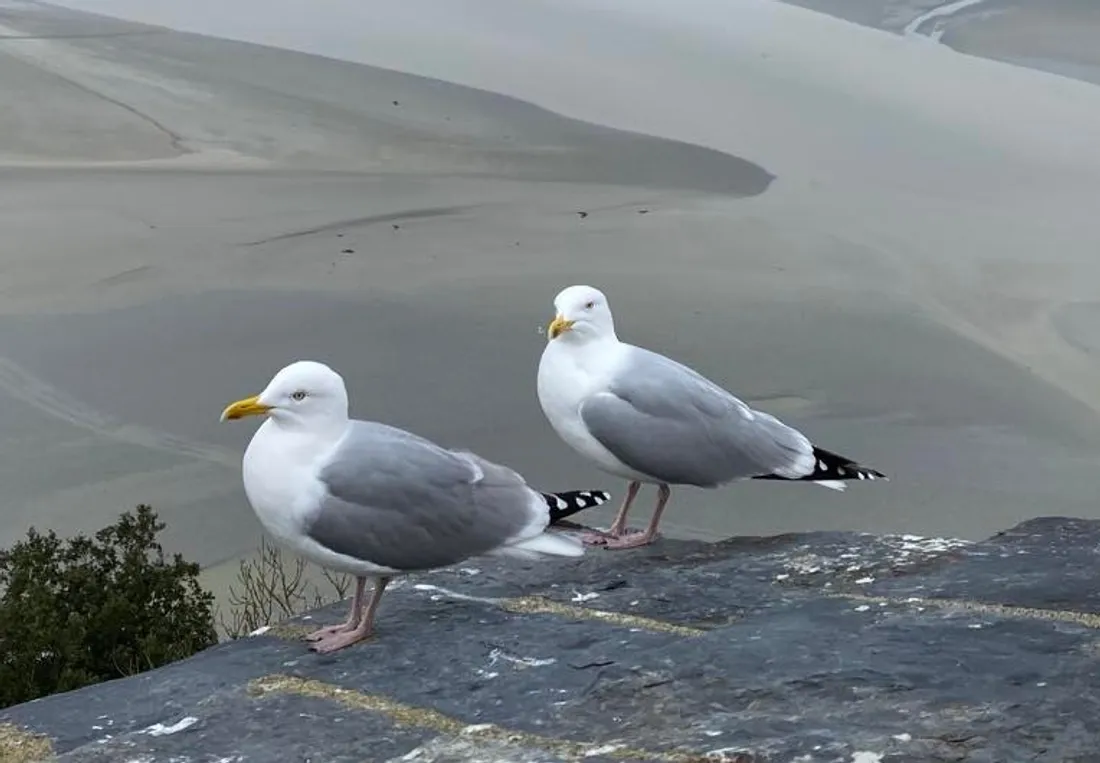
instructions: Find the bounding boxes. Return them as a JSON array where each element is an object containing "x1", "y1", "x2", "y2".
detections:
[{"x1": 218, "y1": 537, "x2": 351, "y2": 639}]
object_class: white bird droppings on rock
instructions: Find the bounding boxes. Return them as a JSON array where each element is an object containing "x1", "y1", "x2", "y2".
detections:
[
  {"x1": 144, "y1": 716, "x2": 199, "y2": 736},
  {"x1": 887, "y1": 534, "x2": 971, "y2": 557},
  {"x1": 583, "y1": 744, "x2": 624, "y2": 757},
  {"x1": 851, "y1": 752, "x2": 883, "y2": 763},
  {"x1": 706, "y1": 747, "x2": 756, "y2": 761},
  {"x1": 412, "y1": 583, "x2": 500, "y2": 606},
  {"x1": 460, "y1": 723, "x2": 494, "y2": 735},
  {"x1": 487, "y1": 647, "x2": 556, "y2": 669}
]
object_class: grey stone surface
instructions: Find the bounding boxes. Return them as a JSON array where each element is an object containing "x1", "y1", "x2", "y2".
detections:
[{"x1": 5, "y1": 517, "x2": 1100, "y2": 762}]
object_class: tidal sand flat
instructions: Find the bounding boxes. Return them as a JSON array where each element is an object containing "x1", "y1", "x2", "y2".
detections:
[
  {"x1": 3, "y1": 0, "x2": 1100, "y2": 609},
  {"x1": 935, "y1": 1, "x2": 1100, "y2": 86},
  {"x1": 763, "y1": 0, "x2": 1100, "y2": 86},
  {"x1": 0, "y1": 2, "x2": 772, "y2": 578}
]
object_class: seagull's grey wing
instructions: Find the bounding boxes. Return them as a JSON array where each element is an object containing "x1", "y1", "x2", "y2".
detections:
[
  {"x1": 304, "y1": 422, "x2": 535, "y2": 571},
  {"x1": 580, "y1": 347, "x2": 813, "y2": 486}
]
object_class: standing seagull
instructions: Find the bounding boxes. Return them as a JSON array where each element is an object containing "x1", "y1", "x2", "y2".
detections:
[
  {"x1": 221, "y1": 360, "x2": 610, "y2": 653},
  {"x1": 537, "y1": 285, "x2": 886, "y2": 550}
]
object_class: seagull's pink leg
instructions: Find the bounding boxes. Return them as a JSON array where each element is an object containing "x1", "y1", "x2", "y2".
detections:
[
  {"x1": 305, "y1": 576, "x2": 366, "y2": 641},
  {"x1": 602, "y1": 483, "x2": 671, "y2": 550},
  {"x1": 582, "y1": 481, "x2": 641, "y2": 545},
  {"x1": 310, "y1": 577, "x2": 392, "y2": 654}
]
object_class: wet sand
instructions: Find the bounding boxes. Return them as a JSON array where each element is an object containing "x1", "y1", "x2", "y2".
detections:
[
  {"x1": 938, "y1": 2, "x2": 1100, "y2": 86},
  {"x1": 4, "y1": 1, "x2": 1100, "y2": 607},
  {"x1": 766, "y1": 0, "x2": 1100, "y2": 86}
]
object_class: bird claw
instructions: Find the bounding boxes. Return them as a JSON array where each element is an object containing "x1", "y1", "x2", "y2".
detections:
[
  {"x1": 581, "y1": 527, "x2": 656, "y2": 549},
  {"x1": 304, "y1": 622, "x2": 356, "y2": 642},
  {"x1": 601, "y1": 530, "x2": 659, "y2": 550},
  {"x1": 308, "y1": 627, "x2": 375, "y2": 653},
  {"x1": 580, "y1": 529, "x2": 618, "y2": 546}
]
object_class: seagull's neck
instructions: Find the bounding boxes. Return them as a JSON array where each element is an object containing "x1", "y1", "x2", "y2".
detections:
[
  {"x1": 577, "y1": 331, "x2": 619, "y2": 351},
  {"x1": 267, "y1": 412, "x2": 350, "y2": 444},
  {"x1": 555, "y1": 333, "x2": 622, "y2": 370}
]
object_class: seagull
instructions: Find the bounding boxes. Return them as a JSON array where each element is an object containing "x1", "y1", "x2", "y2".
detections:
[
  {"x1": 220, "y1": 360, "x2": 610, "y2": 653},
  {"x1": 536, "y1": 285, "x2": 886, "y2": 550}
]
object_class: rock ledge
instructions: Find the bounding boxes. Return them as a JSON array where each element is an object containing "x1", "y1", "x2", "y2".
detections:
[{"x1": 4, "y1": 517, "x2": 1100, "y2": 762}]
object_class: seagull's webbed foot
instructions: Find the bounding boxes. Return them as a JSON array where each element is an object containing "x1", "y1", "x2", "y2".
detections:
[
  {"x1": 580, "y1": 480, "x2": 644, "y2": 546},
  {"x1": 305, "y1": 576, "x2": 366, "y2": 642},
  {"x1": 304, "y1": 621, "x2": 356, "y2": 642},
  {"x1": 590, "y1": 483, "x2": 669, "y2": 551},
  {"x1": 580, "y1": 528, "x2": 614, "y2": 546},
  {"x1": 309, "y1": 622, "x2": 375, "y2": 653},
  {"x1": 600, "y1": 528, "x2": 660, "y2": 550},
  {"x1": 307, "y1": 576, "x2": 391, "y2": 654},
  {"x1": 581, "y1": 527, "x2": 645, "y2": 546}
]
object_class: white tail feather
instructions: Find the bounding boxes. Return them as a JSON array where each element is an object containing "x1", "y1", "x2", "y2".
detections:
[
  {"x1": 496, "y1": 531, "x2": 584, "y2": 559},
  {"x1": 814, "y1": 480, "x2": 847, "y2": 491}
]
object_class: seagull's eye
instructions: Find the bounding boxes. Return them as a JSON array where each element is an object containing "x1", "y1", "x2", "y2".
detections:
[
  {"x1": 291, "y1": 390, "x2": 307, "y2": 401},
  {"x1": 585, "y1": 300, "x2": 595, "y2": 309}
]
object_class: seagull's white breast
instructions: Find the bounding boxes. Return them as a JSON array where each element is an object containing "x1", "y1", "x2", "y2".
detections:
[
  {"x1": 240, "y1": 420, "x2": 331, "y2": 556},
  {"x1": 537, "y1": 338, "x2": 653, "y2": 482}
]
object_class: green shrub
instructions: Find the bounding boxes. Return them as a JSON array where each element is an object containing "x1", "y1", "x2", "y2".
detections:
[{"x1": 0, "y1": 505, "x2": 217, "y2": 709}]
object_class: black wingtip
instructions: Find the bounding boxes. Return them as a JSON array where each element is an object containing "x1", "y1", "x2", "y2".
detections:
[
  {"x1": 541, "y1": 489, "x2": 613, "y2": 524},
  {"x1": 753, "y1": 446, "x2": 887, "y2": 484}
]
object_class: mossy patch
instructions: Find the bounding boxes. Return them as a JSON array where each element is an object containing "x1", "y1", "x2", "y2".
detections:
[
  {"x1": 248, "y1": 674, "x2": 746, "y2": 762},
  {"x1": 0, "y1": 724, "x2": 53, "y2": 763}
]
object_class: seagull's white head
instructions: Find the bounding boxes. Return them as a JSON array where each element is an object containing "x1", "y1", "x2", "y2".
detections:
[
  {"x1": 220, "y1": 360, "x2": 350, "y2": 428},
  {"x1": 546, "y1": 285, "x2": 617, "y2": 344}
]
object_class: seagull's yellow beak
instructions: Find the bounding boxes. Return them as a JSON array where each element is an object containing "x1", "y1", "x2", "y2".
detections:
[
  {"x1": 220, "y1": 394, "x2": 273, "y2": 422},
  {"x1": 547, "y1": 314, "x2": 575, "y2": 340}
]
